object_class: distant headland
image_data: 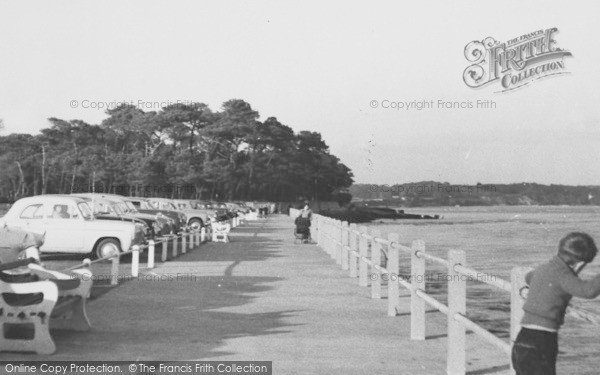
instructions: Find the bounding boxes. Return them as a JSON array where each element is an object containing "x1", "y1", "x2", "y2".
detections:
[{"x1": 350, "y1": 182, "x2": 600, "y2": 207}]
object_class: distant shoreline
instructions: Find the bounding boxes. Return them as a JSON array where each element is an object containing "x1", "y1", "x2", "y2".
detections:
[{"x1": 350, "y1": 182, "x2": 600, "y2": 207}]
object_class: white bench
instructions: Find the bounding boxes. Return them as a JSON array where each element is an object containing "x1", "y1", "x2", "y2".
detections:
[
  {"x1": 211, "y1": 222, "x2": 231, "y2": 243},
  {"x1": 0, "y1": 263, "x2": 92, "y2": 355}
]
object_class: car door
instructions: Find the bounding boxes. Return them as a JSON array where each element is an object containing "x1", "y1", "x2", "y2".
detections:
[{"x1": 41, "y1": 202, "x2": 86, "y2": 253}]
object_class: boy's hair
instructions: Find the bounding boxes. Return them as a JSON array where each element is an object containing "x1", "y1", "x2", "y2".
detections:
[{"x1": 558, "y1": 232, "x2": 598, "y2": 263}]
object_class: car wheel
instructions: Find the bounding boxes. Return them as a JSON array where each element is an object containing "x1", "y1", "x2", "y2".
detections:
[
  {"x1": 188, "y1": 218, "x2": 203, "y2": 231},
  {"x1": 94, "y1": 238, "x2": 122, "y2": 259}
]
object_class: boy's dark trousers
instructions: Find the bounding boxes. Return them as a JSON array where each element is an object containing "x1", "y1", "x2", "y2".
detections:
[{"x1": 511, "y1": 327, "x2": 558, "y2": 375}]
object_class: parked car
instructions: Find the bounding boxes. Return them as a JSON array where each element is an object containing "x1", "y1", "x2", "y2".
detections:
[
  {"x1": 0, "y1": 195, "x2": 146, "y2": 258},
  {"x1": 123, "y1": 197, "x2": 187, "y2": 234},
  {"x1": 147, "y1": 198, "x2": 214, "y2": 231},
  {"x1": 223, "y1": 202, "x2": 248, "y2": 214},
  {"x1": 75, "y1": 197, "x2": 153, "y2": 240},
  {"x1": 211, "y1": 202, "x2": 238, "y2": 219},
  {"x1": 73, "y1": 194, "x2": 174, "y2": 238},
  {"x1": 231, "y1": 202, "x2": 252, "y2": 213},
  {"x1": 192, "y1": 200, "x2": 229, "y2": 220}
]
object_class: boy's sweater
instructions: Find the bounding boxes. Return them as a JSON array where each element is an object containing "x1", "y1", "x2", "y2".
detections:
[{"x1": 522, "y1": 256, "x2": 600, "y2": 330}]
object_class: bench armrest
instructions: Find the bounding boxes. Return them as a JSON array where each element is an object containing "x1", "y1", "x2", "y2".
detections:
[
  {"x1": 27, "y1": 264, "x2": 93, "y2": 299},
  {"x1": 28, "y1": 264, "x2": 71, "y2": 280}
]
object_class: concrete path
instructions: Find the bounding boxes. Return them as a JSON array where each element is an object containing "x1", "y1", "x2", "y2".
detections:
[{"x1": 4, "y1": 215, "x2": 509, "y2": 374}]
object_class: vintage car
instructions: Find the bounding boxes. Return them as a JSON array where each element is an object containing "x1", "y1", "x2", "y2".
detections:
[
  {"x1": 193, "y1": 200, "x2": 229, "y2": 220},
  {"x1": 147, "y1": 198, "x2": 215, "y2": 231},
  {"x1": 223, "y1": 202, "x2": 249, "y2": 214},
  {"x1": 231, "y1": 202, "x2": 252, "y2": 213},
  {"x1": 123, "y1": 197, "x2": 187, "y2": 234},
  {"x1": 0, "y1": 195, "x2": 146, "y2": 258},
  {"x1": 211, "y1": 202, "x2": 239, "y2": 219},
  {"x1": 73, "y1": 194, "x2": 174, "y2": 238}
]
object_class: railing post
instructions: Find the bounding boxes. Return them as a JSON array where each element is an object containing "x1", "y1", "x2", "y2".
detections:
[
  {"x1": 510, "y1": 266, "x2": 531, "y2": 375},
  {"x1": 182, "y1": 233, "x2": 187, "y2": 254},
  {"x1": 147, "y1": 240, "x2": 155, "y2": 269},
  {"x1": 172, "y1": 235, "x2": 178, "y2": 257},
  {"x1": 188, "y1": 232, "x2": 193, "y2": 251},
  {"x1": 316, "y1": 216, "x2": 323, "y2": 249},
  {"x1": 110, "y1": 255, "x2": 120, "y2": 286},
  {"x1": 371, "y1": 229, "x2": 382, "y2": 299},
  {"x1": 335, "y1": 220, "x2": 342, "y2": 265},
  {"x1": 349, "y1": 224, "x2": 358, "y2": 278},
  {"x1": 447, "y1": 249, "x2": 467, "y2": 375},
  {"x1": 161, "y1": 240, "x2": 168, "y2": 262},
  {"x1": 322, "y1": 216, "x2": 327, "y2": 249},
  {"x1": 411, "y1": 240, "x2": 426, "y2": 340},
  {"x1": 195, "y1": 230, "x2": 200, "y2": 246},
  {"x1": 358, "y1": 226, "x2": 369, "y2": 287},
  {"x1": 341, "y1": 221, "x2": 349, "y2": 270},
  {"x1": 328, "y1": 219, "x2": 335, "y2": 258},
  {"x1": 387, "y1": 233, "x2": 400, "y2": 316},
  {"x1": 311, "y1": 215, "x2": 317, "y2": 244},
  {"x1": 201, "y1": 227, "x2": 206, "y2": 243},
  {"x1": 317, "y1": 216, "x2": 323, "y2": 246},
  {"x1": 325, "y1": 218, "x2": 332, "y2": 255},
  {"x1": 315, "y1": 215, "x2": 320, "y2": 246},
  {"x1": 131, "y1": 245, "x2": 140, "y2": 277}
]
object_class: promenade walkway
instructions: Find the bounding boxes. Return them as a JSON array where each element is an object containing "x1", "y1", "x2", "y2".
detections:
[{"x1": 4, "y1": 215, "x2": 508, "y2": 374}]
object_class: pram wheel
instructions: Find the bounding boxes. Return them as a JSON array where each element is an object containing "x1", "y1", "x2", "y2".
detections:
[{"x1": 294, "y1": 228, "x2": 311, "y2": 244}]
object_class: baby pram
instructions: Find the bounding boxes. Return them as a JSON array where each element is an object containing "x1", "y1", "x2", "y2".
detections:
[{"x1": 294, "y1": 216, "x2": 311, "y2": 244}]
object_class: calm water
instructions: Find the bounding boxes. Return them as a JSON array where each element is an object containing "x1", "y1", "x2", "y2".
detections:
[{"x1": 367, "y1": 206, "x2": 600, "y2": 374}]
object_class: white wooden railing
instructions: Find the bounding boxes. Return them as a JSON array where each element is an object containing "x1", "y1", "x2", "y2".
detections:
[
  {"x1": 63, "y1": 214, "x2": 245, "y2": 286},
  {"x1": 289, "y1": 208, "x2": 600, "y2": 375}
]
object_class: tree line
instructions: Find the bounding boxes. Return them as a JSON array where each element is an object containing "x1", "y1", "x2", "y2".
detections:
[{"x1": 0, "y1": 100, "x2": 353, "y2": 203}]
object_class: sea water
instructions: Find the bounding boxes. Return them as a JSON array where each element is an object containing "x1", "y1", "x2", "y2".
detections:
[{"x1": 367, "y1": 206, "x2": 600, "y2": 374}]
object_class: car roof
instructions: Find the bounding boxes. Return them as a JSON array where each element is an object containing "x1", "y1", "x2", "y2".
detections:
[
  {"x1": 15, "y1": 195, "x2": 88, "y2": 204},
  {"x1": 6, "y1": 195, "x2": 89, "y2": 216},
  {"x1": 77, "y1": 196, "x2": 123, "y2": 205},
  {"x1": 122, "y1": 197, "x2": 147, "y2": 202},
  {"x1": 73, "y1": 193, "x2": 127, "y2": 200}
]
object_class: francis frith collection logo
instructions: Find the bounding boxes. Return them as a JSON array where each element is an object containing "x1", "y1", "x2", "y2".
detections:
[{"x1": 463, "y1": 28, "x2": 572, "y2": 92}]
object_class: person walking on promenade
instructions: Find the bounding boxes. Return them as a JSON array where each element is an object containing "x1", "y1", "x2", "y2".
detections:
[
  {"x1": 512, "y1": 232, "x2": 600, "y2": 375},
  {"x1": 293, "y1": 202, "x2": 312, "y2": 243},
  {"x1": 300, "y1": 201, "x2": 312, "y2": 220}
]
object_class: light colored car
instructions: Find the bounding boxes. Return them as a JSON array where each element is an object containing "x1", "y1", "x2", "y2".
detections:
[
  {"x1": 147, "y1": 198, "x2": 215, "y2": 231},
  {"x1": 0, "y1": 195, "x2": 146, "y2": 258}
]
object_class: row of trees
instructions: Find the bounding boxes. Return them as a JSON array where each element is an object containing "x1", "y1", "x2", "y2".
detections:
[{"x1": 0, "y1": 100, "x2": 353, "y2": 203}]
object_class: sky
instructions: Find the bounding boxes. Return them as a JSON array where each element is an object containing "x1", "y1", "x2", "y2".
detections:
[{"x1": 1, "y1": 0, "x2": 599, "y2": 185}]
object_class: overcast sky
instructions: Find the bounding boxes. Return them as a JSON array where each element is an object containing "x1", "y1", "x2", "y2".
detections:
[{"x1": 1, "y1": 0, "x2": 599, "y2": 185}]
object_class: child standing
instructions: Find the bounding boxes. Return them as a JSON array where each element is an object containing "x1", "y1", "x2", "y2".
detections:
[{"x1": 512, "y1": 232, "x2": 600, "y2": 375}]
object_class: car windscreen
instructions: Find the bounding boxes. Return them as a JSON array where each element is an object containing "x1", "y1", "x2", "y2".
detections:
[
  {"x1": 78, "y1": 202, "x2": 93, "y2": 220},
  {"x1": 124, "y1": 201, "x2": 138, "y2": 213},
  {"x1": 109, "y1": 203, "x2": 123, "y2": 215},
  {"x1": 114, "y1": 202, "x2": 130, "y2": 214}
]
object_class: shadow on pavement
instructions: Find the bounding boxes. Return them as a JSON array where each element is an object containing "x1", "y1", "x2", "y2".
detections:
[{"x1": 3, "y1": 219, "x2": 302, "y2": 360}]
